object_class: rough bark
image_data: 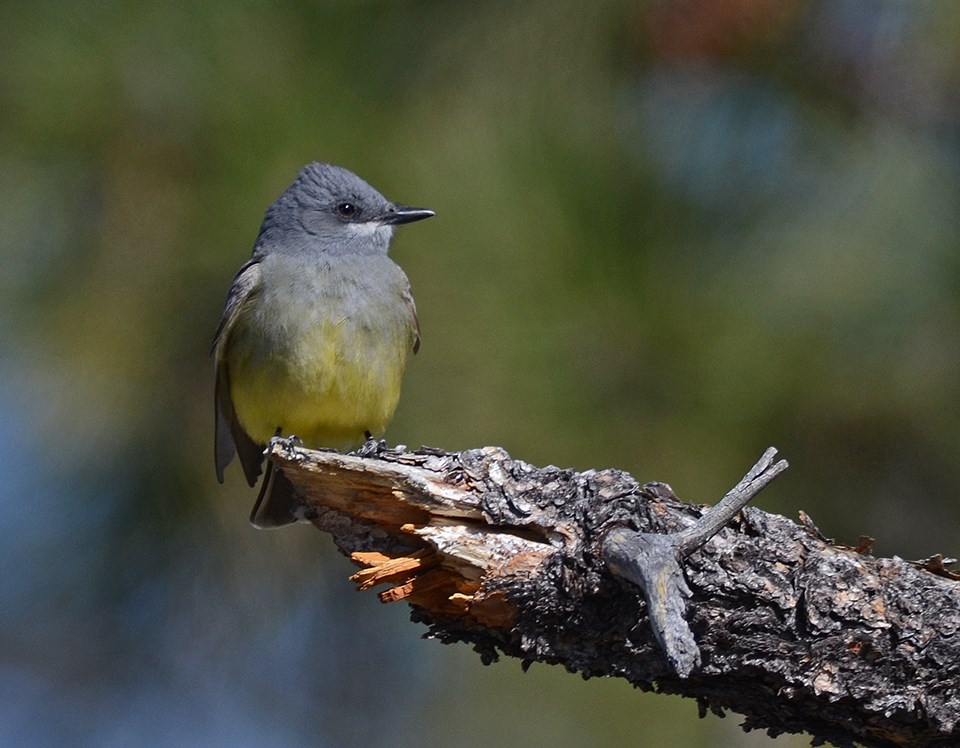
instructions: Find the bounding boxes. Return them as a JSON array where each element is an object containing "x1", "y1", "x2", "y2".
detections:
[{"x1": 265, "y1": 439, "x2": 960, "y2": 747}]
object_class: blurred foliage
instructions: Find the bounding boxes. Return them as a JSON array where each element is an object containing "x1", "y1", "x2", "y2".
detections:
[{"x1": 3, "y1": 0, "x2": 960, "y2": 745}]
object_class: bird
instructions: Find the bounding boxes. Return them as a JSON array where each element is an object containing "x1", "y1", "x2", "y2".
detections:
[{"x1": 213, "y1": 162, "x2": 434, "y2": 527}]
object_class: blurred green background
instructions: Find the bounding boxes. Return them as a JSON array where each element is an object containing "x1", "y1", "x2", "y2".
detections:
[{"x1": 3, "y1": 0, "x2": 959, "y2": 745}]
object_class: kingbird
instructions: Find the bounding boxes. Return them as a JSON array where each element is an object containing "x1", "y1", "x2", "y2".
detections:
[{"x1": 213, "y1": 162, "x2": 433, "y2": 527}]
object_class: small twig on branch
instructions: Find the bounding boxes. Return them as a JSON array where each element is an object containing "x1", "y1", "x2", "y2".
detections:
[
  {"x1": 677, "y1": 446, "x2": 789, "y2": 554},
  {"x1": 601, "y1": 447, "x2": 789, "y2": 676}
]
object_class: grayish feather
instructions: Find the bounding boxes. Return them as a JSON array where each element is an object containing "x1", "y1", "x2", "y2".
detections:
[{"x1": 213, "y1": 259, "x2": 265, "y2": 485}]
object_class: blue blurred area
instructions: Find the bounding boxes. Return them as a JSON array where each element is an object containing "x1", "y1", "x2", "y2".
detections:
[
  {"x1": 3, "y1": 1, "x2": 959, "y2": 745},
  {"x1": 0, "y1": 357, "x2": 438, "y2": 746}
]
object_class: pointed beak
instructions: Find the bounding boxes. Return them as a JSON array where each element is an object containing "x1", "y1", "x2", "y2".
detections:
[{"x1": 380, "y1": 205, "x2": 436, "y2": 226}]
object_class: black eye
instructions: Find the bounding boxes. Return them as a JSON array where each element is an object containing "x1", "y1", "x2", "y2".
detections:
[{"x1": 336, "y1": 202, "x2": 357, "y2": 217}]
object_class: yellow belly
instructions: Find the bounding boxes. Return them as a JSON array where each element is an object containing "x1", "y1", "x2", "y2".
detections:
[
  {"x1": 228, "y1": 324, "x2": 409, "y2": 449},
  {"x1": 225, "y1": 281, "x2": 414, "y2": 450}
]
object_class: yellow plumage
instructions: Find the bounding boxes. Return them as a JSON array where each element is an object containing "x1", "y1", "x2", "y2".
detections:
[{"x1": 221, "y1": 253, "x2": 417, "y2": 450}]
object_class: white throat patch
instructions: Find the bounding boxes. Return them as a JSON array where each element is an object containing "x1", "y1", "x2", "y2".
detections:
[{"x1": 347, "y1": 222, "x2": 393, "y2": 242}]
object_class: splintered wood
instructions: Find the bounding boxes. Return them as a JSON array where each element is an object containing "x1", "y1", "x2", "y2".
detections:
[
  {"x1": 272, "y1": 443, "x2": 556, "y2": 623},
  {"x1": 350, "y1": 546, "x2": 483, "y2": 614},
  {"x1": 350, "y1": 549, "x2": 438, "y2": 591}
]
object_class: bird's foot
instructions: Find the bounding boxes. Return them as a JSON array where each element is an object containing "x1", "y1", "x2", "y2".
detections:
[
  {"x1": 357, "y1": 434, "x2": 389, "y2": 458},
  {"x1": 268, "y1": 433, "x2": 305, "y2": 460}
]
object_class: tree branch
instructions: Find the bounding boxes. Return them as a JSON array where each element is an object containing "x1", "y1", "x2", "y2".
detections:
[{"x1": 266, "y1": 439, "x2": 960, "y2": 747}]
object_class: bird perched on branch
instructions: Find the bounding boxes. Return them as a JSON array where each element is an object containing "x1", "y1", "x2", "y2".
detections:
[{"x1": 213, "y1": 162, "x2": 434, "y2": 527}]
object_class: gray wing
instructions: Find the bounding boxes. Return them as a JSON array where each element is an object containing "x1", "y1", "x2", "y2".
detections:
[
  {"x1": 404, "y1": 285, "x2": 421, "y2": 354},
  {"x1": 213, "y1": 259, "x2": 265, "y2": 486}
]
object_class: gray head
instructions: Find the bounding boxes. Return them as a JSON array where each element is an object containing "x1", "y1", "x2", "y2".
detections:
[{"x1": 255, "y1": 162, "x2": 434, "y2": 256}]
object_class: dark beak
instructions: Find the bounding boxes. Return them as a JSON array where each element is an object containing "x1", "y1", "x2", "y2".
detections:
[{"x1": 380, "y1": 205, "x2": 436, "y2": 226}]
